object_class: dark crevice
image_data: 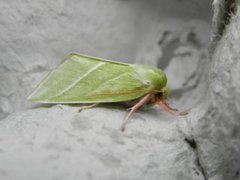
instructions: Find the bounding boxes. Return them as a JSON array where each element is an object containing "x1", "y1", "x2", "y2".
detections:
[
  {"x1": 216, "y1": 0, "x2": 236, "y2": 39},
  {"x1": 184, "y1": 137, "x2": 197, "y2": 149},
  {"x1": 157, "y1": 31, "x2": 180, "y2": 70},
  {"x1": 220, "y1": 0, "x2": 237, "y2": 35},
  {"x1": 186, "y1": 31, "x2": 202, "y2": 49},
  {"x1": 235, "y1": 171, "x2": 239, "y2": 178},
  {"x1": 157, "y1": 30, "x2": 203, "y2": 71},
  {"x1": 184, "y1": 137, "x2": 208, "y2": 180},
  {"x1": 210, "y1": 0, "x2": 237, "y2": 54}
]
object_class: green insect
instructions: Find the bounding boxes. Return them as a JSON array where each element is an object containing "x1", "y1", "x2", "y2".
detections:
[{"x1": 28, "y1": 53, "x2": 179, "y2": 131}]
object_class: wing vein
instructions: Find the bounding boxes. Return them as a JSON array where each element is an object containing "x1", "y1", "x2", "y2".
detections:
[
  {"x1": 50, "y1": 62, "x2": 105, "y2": 98},
  {"x1": 88, "y1": 72, "x2": 132, "y2": 95}
]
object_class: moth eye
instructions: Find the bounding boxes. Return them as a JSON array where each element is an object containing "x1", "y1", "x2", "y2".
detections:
[{"x1": 143, "y1": 80, "x2": 151, "y2": 87}]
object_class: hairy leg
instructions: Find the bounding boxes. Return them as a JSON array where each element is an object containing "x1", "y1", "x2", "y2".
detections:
[
  {"x1": 164, "y1": 101, "x2": 178, "y2": 111},
  {"x1": 156, "y1": 100, "x2": 178, "y2": 115},
  {"x1": 121, "y1": 94, "x2": 151, "y2": 132}
]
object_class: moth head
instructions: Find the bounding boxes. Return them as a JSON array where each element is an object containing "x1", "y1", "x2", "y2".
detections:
[{"x1": 161, "y1": 86, "x2": 170, "y2": 100}]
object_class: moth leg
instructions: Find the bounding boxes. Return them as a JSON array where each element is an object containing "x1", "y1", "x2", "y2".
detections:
[
  {"x1": 164, "y1": 101, "x2": 178, "y2": 111},
  {"x1": 156, "y1": 101, "x2": 178, "y2": 115},
  {"x1": 121, "y1": 94, "x2": 151, "y2": 132},
  {"x1": 79, "y1": 103, "x2": 99, "y2": 112}
]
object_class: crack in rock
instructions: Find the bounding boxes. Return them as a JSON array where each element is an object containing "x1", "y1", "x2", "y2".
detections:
[{"x1": 184, "y1": 137, "x2": 208, "y2": 180}]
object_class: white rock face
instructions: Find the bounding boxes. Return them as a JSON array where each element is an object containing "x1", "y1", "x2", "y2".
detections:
[
  {"x1": 2, "y1": 0, "x2": 239, "y2": 180},
  {"x1": 0, "y1": 105, "x2": 204, "y2": 180},
  {"x1": 192, "y1": 4, "x2": 240, "y2": 180}
]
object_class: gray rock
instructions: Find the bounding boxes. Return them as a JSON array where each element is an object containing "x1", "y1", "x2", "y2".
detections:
[
  {"x1": 0, "y1": 105, "x2": 204, "y2": 180},
  {"x1": 191, "y1": 3, "x2": 240, "y2": 179}
]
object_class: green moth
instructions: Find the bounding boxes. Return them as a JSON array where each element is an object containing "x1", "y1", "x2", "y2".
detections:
[{"x1": 28, "y1": 53, "x2": 178, "y2": 131}]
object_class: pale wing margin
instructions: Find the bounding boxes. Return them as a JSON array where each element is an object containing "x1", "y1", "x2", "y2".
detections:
[
  {"x1": 69, "y1": 53, "x2": 130, "y2": 65},
  {"x1": 28, "y1": 53, "x2": 147, "y2": 103}
]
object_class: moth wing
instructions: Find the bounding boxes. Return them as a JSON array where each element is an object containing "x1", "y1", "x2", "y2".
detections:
[{"x1": 28, "y1": 53, "x2": 149, "y2": 103}]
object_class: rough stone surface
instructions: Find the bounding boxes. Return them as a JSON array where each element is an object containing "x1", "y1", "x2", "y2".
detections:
[
  {"x1": 191, "y1": 3, "x2": 240, "y2": 180},
  {"x1": 0, "y1": 105, "x2": 204, "y2": 180},
  {"x1": 2, "y1": 0, "x2": 240, "y2": 180}
]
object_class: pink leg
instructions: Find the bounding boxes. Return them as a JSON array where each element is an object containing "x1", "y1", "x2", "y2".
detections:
[
  {"x1": 157, "y1": 101, "x2": 178, "y2": 115},
  {"x1": 164, "y1": 101, "x2": 178, "y2": 111},
  {"x1": 121, "y1": 94, "x2": 151, "y2": 132}
]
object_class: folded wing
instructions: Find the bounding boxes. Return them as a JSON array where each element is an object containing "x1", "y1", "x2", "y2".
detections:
[{"x1": 28, "y1": 53, "x2": 148, "y2": 103}]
